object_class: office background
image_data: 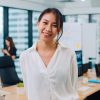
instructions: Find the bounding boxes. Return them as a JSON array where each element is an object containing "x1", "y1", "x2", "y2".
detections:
[{"x1": 0, "y1": 0, "x2": 100, "y2": 79}]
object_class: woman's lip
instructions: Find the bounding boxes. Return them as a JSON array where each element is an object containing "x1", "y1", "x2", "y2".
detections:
[{"x1": 43, "y1": 32, "x2": 51, "y2": 36}]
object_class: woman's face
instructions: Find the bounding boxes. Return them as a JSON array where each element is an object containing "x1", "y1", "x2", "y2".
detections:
[
  {"x1": 5, "y1": 40, "x2": 10, "y2": 47},
  {"x1": 37, "y1": 13, "x2": 60, "y2": 42}
]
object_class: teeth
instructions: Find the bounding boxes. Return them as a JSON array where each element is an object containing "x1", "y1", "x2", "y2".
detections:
[
  {"x1": 47, "y1": 33, "x2": 52, "y2": 36},
  {"x1": 43, "y1": 32, "x2": 52, "y2": 37}
]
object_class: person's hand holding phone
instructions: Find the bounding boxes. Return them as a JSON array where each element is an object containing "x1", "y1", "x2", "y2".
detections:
[{"x1": 2, "y1": 49, "x2": 8, "y2": 55}]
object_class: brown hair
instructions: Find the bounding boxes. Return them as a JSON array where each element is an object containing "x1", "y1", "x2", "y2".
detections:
[{"x1": 6, "y1": 37, "x2": 15, "y2": 49}]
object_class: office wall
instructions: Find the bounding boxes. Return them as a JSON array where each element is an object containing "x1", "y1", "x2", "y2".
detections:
[
  {"x1": 60, "y1": 23, "x2": 97, "y2": 63},
  {"x1": 82, "y1": 23, "x2": 97, "y2": 60},
  {"x1": 60, "y1": 23, "x2": 81, "y2": 51}
]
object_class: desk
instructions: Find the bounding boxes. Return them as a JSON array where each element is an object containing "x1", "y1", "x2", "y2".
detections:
[
  {"x1": 0, "y1": 79, "x2": 100, "y2": 100},
  {"x1": 78, "y1": 77, "x2": 100, "y2": 100},
  {"x1": 0, "y1": 85, "x2": 27, "y2": 100}
]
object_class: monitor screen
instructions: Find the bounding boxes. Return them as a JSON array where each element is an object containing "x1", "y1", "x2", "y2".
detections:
[{"x1": 75, "y1": 50, "x2": 82, "y2": 62}]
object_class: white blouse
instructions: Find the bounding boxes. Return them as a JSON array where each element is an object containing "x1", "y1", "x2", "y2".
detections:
[{"x1": 20, "y1": 42, "x2": 79, "y2": 100}]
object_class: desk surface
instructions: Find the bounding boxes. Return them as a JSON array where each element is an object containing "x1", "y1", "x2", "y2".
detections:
[
  {"x1": 78, "y1": 80, "x2": 100, "y2": 100},
  {"x1": 0, "y1": 78, "x2": 100, "y2": 100},
  {"x1": 0, "y1": 85, "x2": 27, "y2": 100}
]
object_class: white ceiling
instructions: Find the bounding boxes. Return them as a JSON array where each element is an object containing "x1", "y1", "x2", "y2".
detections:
[
  {"x1": 21, "y1": 0, "x2": 88, "y2": 8},
  {"x1": 0, "y1": 0, "x2": 100, "y2": 14},
  {"x1": 22, "y1": 0, "x2": 77, "y2": 4},
  {"x1": 21, "y1": 0, "x2": 100, "y2": 8}
]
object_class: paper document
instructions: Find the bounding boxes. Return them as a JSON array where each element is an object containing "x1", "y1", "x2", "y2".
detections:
[
  {"x1": 0, "y1": 90, "x2": 10, "y2": 95},
  {"x1": 78, "y1": 86, "x2": 90, "y2": 91}
]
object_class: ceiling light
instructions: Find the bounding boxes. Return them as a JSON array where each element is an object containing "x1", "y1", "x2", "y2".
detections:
[{"x1": 80, "y1": 0, "x2": 86, "y2": 2}]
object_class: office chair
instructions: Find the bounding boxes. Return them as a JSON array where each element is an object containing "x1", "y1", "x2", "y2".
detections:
[
  {"x1": 95, "y1": 64, "x2": 100, "y2": 78},
  {"x1": 83, "y1": 63, "x2": 89, "y2": 73},
  {"x1": 0, "y1": 56, "x2": 22, "y2": 87},
  {"x1": 84, "y1": 90, "x2": 100, "y2": 100}
]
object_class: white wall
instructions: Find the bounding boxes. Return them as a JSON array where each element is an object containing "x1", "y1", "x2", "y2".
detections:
[
  {"x1": 60, "y1": 23, "x2": 82, "y2": 51},
  {"x1": 61, "y1": 23, "x2": 97, "y2": 63},
  {"x1": 81, "y1": 23, "x2": 97, "y2": 61}
]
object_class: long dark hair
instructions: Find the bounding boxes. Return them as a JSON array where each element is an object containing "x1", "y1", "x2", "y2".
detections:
[
  {"x1": 6, "y1": 37, "x2": 16, "y2": 49},
  {"x1": 38, "y1": 8, "x2": 63, "y2": 42}
]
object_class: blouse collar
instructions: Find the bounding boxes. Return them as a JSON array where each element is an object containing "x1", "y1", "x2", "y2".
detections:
[{"x1": 28, "y1": 41, "x2": 68, "y2": 53}]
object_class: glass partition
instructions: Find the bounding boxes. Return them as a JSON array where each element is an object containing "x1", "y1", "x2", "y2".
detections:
[
  {"x1": 9, "y1": 8, "x2": 28, "y2": 56},
  {"x1": 0, "y1": 7, "x2": 3, "y2": 56},
  {"x1": 91, "y1": 14, "x2": 100, "y2": 63},
  {"x1": 9, "y1": 8, "x2": 28, "y2": 79},
  {"x1": 32, "y1": 11, "x2": 41, "y2": 43}
]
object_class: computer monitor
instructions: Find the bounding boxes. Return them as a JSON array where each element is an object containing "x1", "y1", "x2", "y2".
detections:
[
  {"x1": 75, "y1": 50, "x2": 83, "y2": 76},
  {"x1": 75, "y1": 50, "x2": 82, "y2": 62}
]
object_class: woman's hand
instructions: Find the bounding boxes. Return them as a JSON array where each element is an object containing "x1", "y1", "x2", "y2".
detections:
[
  {"x1": 2, "y1": 49, "x2": 16, "y2": 60},
  {"x1": 2, "y1": 49, "x2": 10, "y2": 56},
  {"x1": 11, "y1": 55, "x2": 16, "y2": 60}
]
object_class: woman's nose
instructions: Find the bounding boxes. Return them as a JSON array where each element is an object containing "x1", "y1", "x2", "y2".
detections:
[{"x1": 46, "y1": 25, "x2": 51, "y2": 32}]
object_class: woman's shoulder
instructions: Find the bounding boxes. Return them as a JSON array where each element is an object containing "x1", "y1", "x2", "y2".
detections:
[
  {"x1": 20, "y1": 47, "x2": 33, "y2": 58},
  {"x1": 59, "y1": 42, "x2": 75, "y2": 56},
  {"x1": 11, "y1": 46, "x2": 17, "y2": 51}
]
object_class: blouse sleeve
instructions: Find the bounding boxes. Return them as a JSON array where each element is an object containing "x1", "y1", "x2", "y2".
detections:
[
  {"x1": 19, "y1": 52, "x2": 27, "y2": 96},
  {"x1": 10, "y1": 47, "x2": 17, "y2": 56},
  {"x1": 70, "y1": 52, "x2": 79, "y2": 99}
]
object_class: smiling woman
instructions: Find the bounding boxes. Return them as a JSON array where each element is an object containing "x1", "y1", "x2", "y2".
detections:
[
  {"x1": 37, "y1": 12, "x2": 60, "y2": 44},
  {"x1": 20, "y1": 8, "x2": 78, "y2": 100}
]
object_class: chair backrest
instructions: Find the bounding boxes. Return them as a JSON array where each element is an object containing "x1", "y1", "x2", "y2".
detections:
[
  {"x1": 83, "y1": 63, "x2": 89, "y2": 73},
  {"x1": 0, "y1": 56, "x2": 15, "y2": 68},
  {"x1": 0, "y1": 56, "x2": 22, "y2": 87},
  {"x1": 95, "y1": 64, "x2": 100, "y2": 78}
]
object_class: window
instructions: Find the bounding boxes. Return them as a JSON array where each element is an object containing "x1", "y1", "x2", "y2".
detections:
[
  {"x1": 0, "y1": 7, "x2": 3, "y2": 56},
  {"x1": 65, "y1": 14, "x2": 89, "y2": 23},
  {"x1": 9, "y1": 8, "x2": 28, "y2": 79},
  {"x1": 77, "y1": 15, "x2": 89, "y2": 23},
  {"x1": 9, "y1": 8, "x2": 28, "y2": 56},
  {"x1": 32, "y1": 11, "x2": 41, "y2": 43},
  {"x1": 65, "y1": 15, "x2": 78, "y2": 22}
]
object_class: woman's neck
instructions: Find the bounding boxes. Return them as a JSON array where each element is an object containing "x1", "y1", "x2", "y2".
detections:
[
  {"x1": 7, "y1": 46, "x2": 10, "y2": 50},
  {"x1": 37, "y1": 40, "x2": 57, "y2": 51}
]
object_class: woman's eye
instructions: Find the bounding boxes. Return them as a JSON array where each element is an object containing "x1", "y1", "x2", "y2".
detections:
[
  {"x1": 52, "y1": 24, "x2": 57, "y2": 28},
  {"x1": 43, "y1": 22, "x2": 47, "y2": 25}
]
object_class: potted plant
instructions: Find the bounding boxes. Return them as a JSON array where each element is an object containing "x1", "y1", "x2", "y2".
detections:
[{"x1": 16, "y1": 82, "x2": 25, "y2": 95}]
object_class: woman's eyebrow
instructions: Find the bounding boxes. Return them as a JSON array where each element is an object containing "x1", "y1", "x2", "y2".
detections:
[
  {"x1": 42, "y1": 19, "x2": 48, "y2": 22},
  {"x1": 42, "y1": 19, "x2": 56, "y2": 24}
]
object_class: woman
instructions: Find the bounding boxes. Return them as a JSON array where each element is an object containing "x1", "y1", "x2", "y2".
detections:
[
  {"x1": 20, "y1": 8, "x2": 79, "y2": 100},
  {"x1": 2, "y1": 37, "x2": 17, "y2": 60}
]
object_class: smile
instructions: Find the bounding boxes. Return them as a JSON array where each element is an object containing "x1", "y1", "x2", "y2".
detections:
[{"x1": 43, "y1": 32, "x2": 52, "y2": 37}]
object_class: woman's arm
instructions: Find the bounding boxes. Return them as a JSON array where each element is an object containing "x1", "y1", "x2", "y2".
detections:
[
  {"x1": 19, "y1": 52, "x2": 27, "y2": 96},
  {"x1": 2, "y1": 48, "x2": 16, "y2": 60},
  {"x1": 70, "y1": 52, "x2": 79, "y2": 99},
  {"x1": 11, "y1": 55, "x2": 16, "y2": 60},
  {"x1": 2, "y1": 49, "x2": 10, "y2": 56}
]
